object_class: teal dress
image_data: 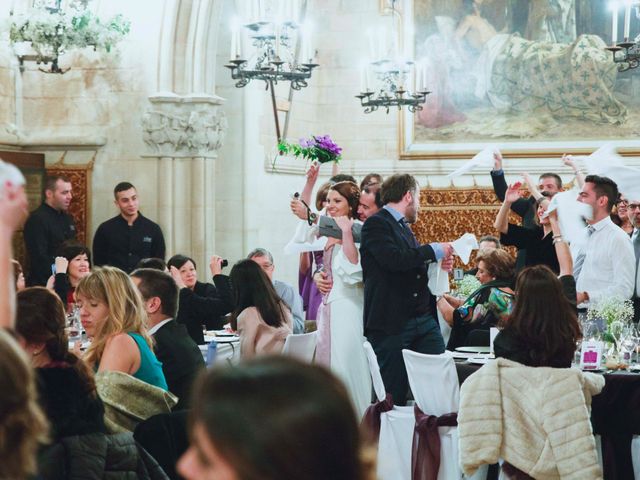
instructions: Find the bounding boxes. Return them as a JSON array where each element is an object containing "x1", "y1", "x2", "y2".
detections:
[{"x1": 128, "y1": 333, "x2": 168, "y2": 391}]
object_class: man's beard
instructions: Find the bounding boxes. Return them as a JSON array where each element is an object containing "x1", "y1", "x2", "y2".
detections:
[{"x1": 406, "y1": 205, "x2": 418, "y2": 224}]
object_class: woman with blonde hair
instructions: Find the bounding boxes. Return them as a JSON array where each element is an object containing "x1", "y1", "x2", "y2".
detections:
[
  {"x1": 0, "y1": 328, "x2": 49, "y2": 479},
  {"x1": 76, "y1": 266, "x2": 167, "y2": 390}
]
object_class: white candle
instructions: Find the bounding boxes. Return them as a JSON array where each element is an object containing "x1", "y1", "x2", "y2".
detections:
[
  {"x1": 230, "y1": 25, "x2": 237, "y2": 60},
  {"x1": 415, "y1": 64, "x2": 422, "y2": 92},
  {"x1": 421, "y1": 64, "x2": 427, "y2": 91},
  {"x1": 624, "y1": 4, "x2": 631, "y2": 40},
  {"x1": 275, "y1": 24, "x2": 281, "y2": 57},
  {"x1": 360, "y1": 65, "x2": 366, "y2": 93},
  {"x1": 612, "y1": 4, "x2": 619, "y2": 44},
  {"x1": 368, "y1": 30, "x2": 375, "y2": 59},
  {"x1": 236, "y1": 28, "x2": 242, "y2": 58}
]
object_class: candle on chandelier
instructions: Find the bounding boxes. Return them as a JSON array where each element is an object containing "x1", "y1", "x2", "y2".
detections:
[
  {"x1": 275, "y1": 24, "x2": 281, "y2": 58},
  {"x1": 360, "y1": 65, "x2": 367, "y2": 93},
  {"x1": 230, "y1": 23, "x2": 237, "y2": 60},
  {"x1": 612, "y1": 3, "x2": 619, "y2": 44},
  {"x1": 624, "y1": 4, "x2": 631, "y2": 39}
]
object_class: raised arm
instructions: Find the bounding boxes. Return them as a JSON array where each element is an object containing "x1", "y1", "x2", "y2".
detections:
[
  {"x1": 521, "y1": 172, "x2": 544, "y2": 202},
  {"x1": 0, "y1": 184, "x2": 28, "y2": 329},
  {"x1": 335, "y1": 216, "x2": 358, "y2": 265},
  {"x1": 548, "y1": 210, "x2": 572, "y2": 277},
  {"x1": 562, "y1": 154, "x2": 585, "y2": 189},
  {"x1": 299, "y1": 163, "x2": 320, "y2": 206},
  {"x1": 494, "y1": 182, "x2": 522, "y2": 234}
]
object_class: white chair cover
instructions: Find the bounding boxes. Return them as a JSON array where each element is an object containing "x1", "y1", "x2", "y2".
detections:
[
  {"x1": 363, "y1": 341, "x2": 386, "y2": 402},
  {"x1": 362, "y1": 341, "x2": 414, "y2": 480},
  {"x1": 282, "y1": 332, "x2": 317, "y2": 362},
  {"x1": 402, "y1": 349, "x2": 461, "y2": 480}
]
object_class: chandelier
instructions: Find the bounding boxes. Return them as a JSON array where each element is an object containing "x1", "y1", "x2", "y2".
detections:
[
  {"x1": 605, "y1": 1, "x2": 640, "y2": 71},
  {"x1": 356, "y1": 0, "x2": 429, "y2": 113},
  {"x1": 9, "y1": 0, "x2": 130, "y2": 74},
  {"x1": 224, "y1": 1, "x2": 318, "y2": 90}
]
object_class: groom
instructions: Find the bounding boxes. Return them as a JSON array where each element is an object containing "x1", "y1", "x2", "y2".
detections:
[{"x1": 360, "y1": 174, "x2": 453, "y2": 405}]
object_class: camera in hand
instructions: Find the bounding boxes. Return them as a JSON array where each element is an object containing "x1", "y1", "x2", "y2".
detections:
[{"x1": 221, "y1": 259, "x2": 228, "y2": 268}]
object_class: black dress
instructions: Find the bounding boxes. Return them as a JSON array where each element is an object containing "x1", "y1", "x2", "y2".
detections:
[
  {"x1": 500, "y1": 224, "x2": 559, "y2": 274},
  {"x1": 176, "y1": 275, "x2": 234, "y2": 345}
]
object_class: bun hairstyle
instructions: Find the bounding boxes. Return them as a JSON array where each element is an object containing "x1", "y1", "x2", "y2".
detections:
[
  {"x1": 329, "y1": 181, "x2": 360, "y2": 219},
  {"x1": 15, "y1": 287, "x2": 97, "y2": 396}
]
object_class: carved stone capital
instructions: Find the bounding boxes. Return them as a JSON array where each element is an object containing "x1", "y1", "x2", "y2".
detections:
[{"x1": 142, "y1": 93, "x2": 227, "y2": 158}]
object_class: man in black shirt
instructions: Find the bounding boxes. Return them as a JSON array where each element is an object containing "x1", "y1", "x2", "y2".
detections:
[
  {"x1": 24, "y1": 175, "x2": 76, "y2": 286},
  {"x1": 93, "y1": 182, "x2": 166, "y2": 273}
]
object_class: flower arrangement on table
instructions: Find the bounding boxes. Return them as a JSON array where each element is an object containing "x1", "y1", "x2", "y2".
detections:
[
  {"x1": 587, "y1": 296, "x2": 635, "y2": 367},
  {"x1": 454, "y1": 275, "x2": 481, "y2": 299},
  {"x1": 278, "y1": 135, "x2": 342, "y2": 164}
]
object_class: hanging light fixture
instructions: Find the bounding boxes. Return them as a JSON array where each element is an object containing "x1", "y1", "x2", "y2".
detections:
[
  {"x1": 224, "y1": 1, "x2": 318, "y2": 90},
  {"x1": 9, "y1": 0, "x2": 130, "y2": 74},
  {"x1": 605, "y1": 0, "x2": 640, "y2": 71},
  {"x1": 356, "y1": 0, "x2": 429, "y2": 113}
]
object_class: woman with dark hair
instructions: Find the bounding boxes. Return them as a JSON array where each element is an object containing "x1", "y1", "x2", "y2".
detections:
[
  {"x1": 178, "y1": 357, "x2": 375, "y2": 480},
  {"x1": 493, "y1": 210, "x2": 581, "y2": 367},
  {"x1": 611, "y1": 194, "x2": 633, "y2": 235},
  {"x1": 494, "y1": 181, "x2": 559, "y2": 273},
  {"x1": 229, "y1": 259, "x2": 292, "y2": 357},
  {"x1": 0, "y1": 328, "x2": 48, "y2": 479},
  {"x1": 15, "y1": 287, "x2": 105, "y2": 440},
  {"x1": 167, "y1": 254, "x2": 233, "y2": 345},
  {"x1": 48, "y1": 241, "x2": 92, "y2": 312},
  {"x1": 438, "y1": 248, "x2": 515, "y2": 349}
]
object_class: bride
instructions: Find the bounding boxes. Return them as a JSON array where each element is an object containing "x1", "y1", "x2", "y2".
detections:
[{"x1": 291, "y1": 180, "x2": 372, "y2": 417}]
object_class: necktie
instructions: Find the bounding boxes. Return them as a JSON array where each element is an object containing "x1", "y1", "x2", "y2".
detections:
[
  {"x1": 399, "y1": 218, "x2": 419, "y2": 248},
  {"x1": 573, "y1": 224, "x2": 595, "y2": 280}
]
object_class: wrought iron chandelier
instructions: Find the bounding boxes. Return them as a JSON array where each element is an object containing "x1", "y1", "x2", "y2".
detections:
[
  {"x1": 224, "y1": 1, "x2": 318, "y2": 90},
  {"x1": 605, "y1": 1, "x2": 640, "y2": 71},
  {"x1": 356, "y1": 0, "x2": 429, "y2": 113}
]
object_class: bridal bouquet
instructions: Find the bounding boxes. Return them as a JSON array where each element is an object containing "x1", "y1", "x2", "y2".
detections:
[{"x1": 278, "y1": 135, "x2": 342, "y2": 164}]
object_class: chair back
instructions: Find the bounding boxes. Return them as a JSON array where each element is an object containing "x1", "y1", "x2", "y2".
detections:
[
  {"x1": 363, "y1": 341, "x2": 387, "y2": 402},
  {"x1": 282, "y1": 331, "x2": 317, "y2": 362},
  {"x1": 402, "y1": 350, "x2": 459, "y2": 416}
]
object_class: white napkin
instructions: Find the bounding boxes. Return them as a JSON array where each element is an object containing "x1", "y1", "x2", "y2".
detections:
[
  {"x1": 578, "y1": 144, "x2": 640, "y2": 201},
  {"x1": 447, "y1": 146, "x2": 500, "y2": 178},
  {"x1": 451, "y1": 233, "x2": 479, "y2": 265},
  {"x1": 427, "y1": 233, "x2": 479, "y2": 296},
  {"x1": 545, "y1": 189, "x2": 591, "y2": 248}
]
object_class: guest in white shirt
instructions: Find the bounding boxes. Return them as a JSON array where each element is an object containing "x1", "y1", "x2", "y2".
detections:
[
  {"x1": 574, "y1": 175, "x2": 635, "y2": 308},
  {"x1": 628, "y1": 199, "x2": 640, "y2": 322}
]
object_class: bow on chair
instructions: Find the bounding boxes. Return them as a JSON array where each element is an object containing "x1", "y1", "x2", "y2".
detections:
[
  {"x1": 360, "y1": 393, "x2": 394, "y2": 443},
  {"x1": 412, "y1": 405, "x2": 458, "y2": 480}
]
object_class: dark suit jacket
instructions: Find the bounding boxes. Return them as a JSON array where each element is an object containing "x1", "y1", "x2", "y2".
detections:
[
  {"x1": 360, "y1": 208, "x2": 438, "y2": 335},
  {"x1": 153, "y1": 320, "x2": 204, "y2": 411}
]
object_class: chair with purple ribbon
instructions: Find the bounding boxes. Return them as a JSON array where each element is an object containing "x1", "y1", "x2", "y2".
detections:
[
  {"x1": 402, "y1": 350, "x2": 462, "y2": 480},
  {"x1": 362, "y1": 341, "x2": 414, "y2": 480}
]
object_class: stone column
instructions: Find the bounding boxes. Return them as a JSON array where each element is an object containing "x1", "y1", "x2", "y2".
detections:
[{"x1": 141, "y1": 93, "x2": 227, "y2": 277}]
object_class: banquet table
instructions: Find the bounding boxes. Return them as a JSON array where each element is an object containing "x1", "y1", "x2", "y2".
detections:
[{"x1": 455, "y1": 361, "x2": 640, "y2": 480}]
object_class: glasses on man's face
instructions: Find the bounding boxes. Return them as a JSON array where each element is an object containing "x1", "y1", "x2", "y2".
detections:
[{"x1": 628, "y1": 203, "x2": 640, "y2": 210}]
